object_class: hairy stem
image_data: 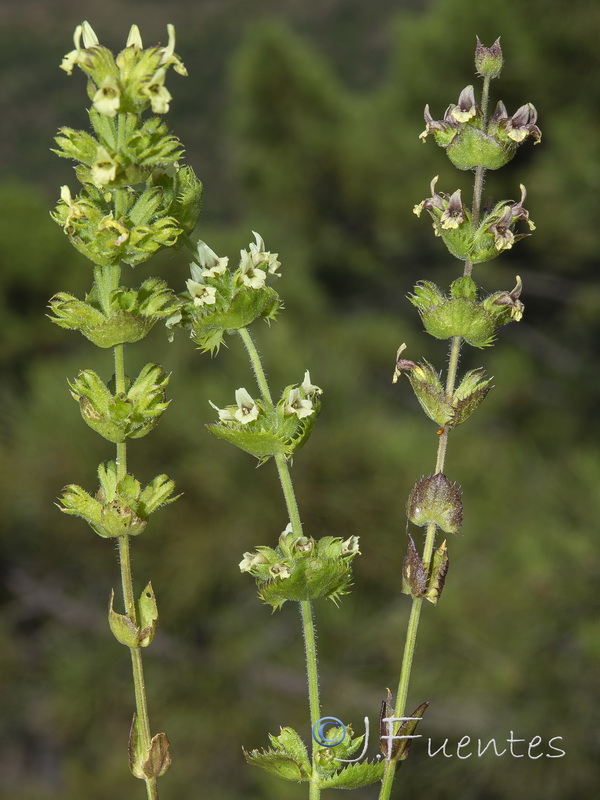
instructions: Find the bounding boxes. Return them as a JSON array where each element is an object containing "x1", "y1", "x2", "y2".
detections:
[
  {"x1": 112, "y1": 271, "x2": 158, "y2": 800},
  {"x1": 301, "y1": 599, "x2": 322, "y2": 800},
  {"x1": 238, "y1": 326, "x2": 321, "y2": 799},
  {"x1": 379, "y1": 76, "x2": 492, "y2": 800}
]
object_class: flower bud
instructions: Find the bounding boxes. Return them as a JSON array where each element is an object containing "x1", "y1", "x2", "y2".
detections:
[
  {"x1": 474, "y1": 36, "x2": 503, "y2": 79},
  {"x1": 407, "y1": 473, "x2": 463, "y2": 534}
]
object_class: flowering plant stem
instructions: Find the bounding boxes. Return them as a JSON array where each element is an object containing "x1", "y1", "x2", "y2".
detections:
[
  {"x1": 379, "y1": 92, "x2": 491, "y2": 798},
  {"x1": 238, "y1": 326, "x2": 322, "y2": 800},
  {"x1": 52, "y1": 22, "x2": 204, "y2": 794}
]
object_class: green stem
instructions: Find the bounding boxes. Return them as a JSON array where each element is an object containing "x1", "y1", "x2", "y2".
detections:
[
  {"x1": 379, "y1": 76, "x2": 492, "y2": 800},
  {"x1": 238, "y1": 326, "x2": 274, "y2": 407},
  {"x1": 113, "y1": 291, "x2": 158, "y2": 800},
  {"x1": 301, "y1": 600, "x2": 322, "y2": 800},
  {"x1": 237, "y1": 329, "x2": 302, "y2": 538},
  {"x1": 464, "y1": 75, "x2": 490, "y2": 278},
  {"x1": 237, "y1": 326, "x2": 320, "y2": 799}
]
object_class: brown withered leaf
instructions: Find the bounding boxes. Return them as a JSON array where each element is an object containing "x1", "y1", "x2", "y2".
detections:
[
  {"x1": 424, "y1": 540, "x2": 449, "y2": 605},
  {"x1": 401, "y1": 536, "x2": 427, "y2": 598},
  {"x1": 379, "y1": 696, "x2": 430, "y2": 762}
]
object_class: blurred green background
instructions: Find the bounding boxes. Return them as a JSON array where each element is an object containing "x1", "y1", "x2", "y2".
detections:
[{"x1": 1, "y1": 0, "x2": 598, "y2": 797}]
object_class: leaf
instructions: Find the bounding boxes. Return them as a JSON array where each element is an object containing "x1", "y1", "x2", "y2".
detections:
[
  {"x1": 206, "y1": 423, "x2": 291, "y2": 459},
  {"x1": 424, "y1": 541, "x2": 449, "y2": 605},
  {"x1": 143, "y1": 732, "x2": 171, "y2": 778},
  {"x1": 318, "y1": 759, "x2": 386, "y2": 789},
  {"x1": 401, "y1": 536, "x2": 427, "y2": 598},
  {"x1": 137, "y1": 582, "x2": 158, "y2": 647},
  {"x1": 243, "y1": 726, "x2": 311, "y2": 782},
  {"x1": 128, "y1": 714, "x2": 146, "y2": 779},
  {"x1": 379, "y1": 701, "x2": 429, "y2": 763},
  {"x1": 108, "y1": 589, "x2": 139, "y2": 648},
  {"x1": 128, "y1": 714, "x2": 171, "y2": 779}
]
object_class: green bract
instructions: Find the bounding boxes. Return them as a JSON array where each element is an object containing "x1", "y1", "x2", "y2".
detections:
[
  {"x1": 408, "y1": 276, "x2": 524, "y2": 348},
  {"x1": 207, "y1": 373, "x2": 322, "y2": 461},
  {"x1": 48, "y1": 277, "x2": 178, "y2": 347},
  {"x1": 58, "y1": 461, "x2": 178, "y2": 539},
  {"x1": 54, "y1": 112, "x2": 185, "y2": 187},
  {"x1": 244, "y1": 727, "x2": 312, "y2": 783},
  {"x1": 52, "y1": 176, "x2": 200, "y2": 268},
  {"x1": 173, "y1": 235, "x2": 283, "y2": 353},
  {"x1": 69, "y1": 363, "x2": 170, "y2": 443},
  {"x1": 407, "y1": 473, "x2": 463, "y2": 533},
  {"x1": 414, "y1": 179, "x2": 535, "y2": 263},
  {"x1": 420, "y1": 83, "x2": 541, "y2": 170},
  {"x1": 393, "y1": 344, "x2": 493, "y2": 428},
  {"x1": 240, "y1": 526, "x2": 360, "y2": 610},
  {"x1": 108, "y1": 583, "x2": 159, "y2": 648}
]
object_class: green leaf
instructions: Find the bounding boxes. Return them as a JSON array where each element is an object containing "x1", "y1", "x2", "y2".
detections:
[
  {"x1": 128, "y1": 714, "x2": 147, "y2": 779},
  {"x1": 137, "y1": 582, "x2": 159, "y2": 647},
  {"x1": 190, "y1": 287, "x2": 281, "y2": 353},
  {"x1": 318, "y1": 759, "x2": 386, "y2": 789},
  {"x1": 108, "y1": 589, "x2": 139, "y2": 647},
  {"x1": 206, "y1": 423, "x2": 291, "y2": 460},
  {"x1": 243, "y1": 726, "x2": 311, "y2": 782},
  {"x1": 137, "y1": 474, "x2": 179, "y2": 515}
]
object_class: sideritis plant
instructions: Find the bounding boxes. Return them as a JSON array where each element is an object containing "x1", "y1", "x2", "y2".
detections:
[
  {"x1": 49, "y1": 22, "x2": 202, "y2": 799},
  {"x1": 379, "y1": 36, "x2": 540, "y2": 800}
]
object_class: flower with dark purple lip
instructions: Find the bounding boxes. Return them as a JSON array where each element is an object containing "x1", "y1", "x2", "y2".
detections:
[
  {"x1": 449, "y1": 85, "x2": 480, "y2": 123},
  {"x1": 440, "y1": 190, "x2": 466, "y2": 230},
  {"x1": 485, "y1": 184, "x2": 535, "y2": 251},
  {"x1": 419, "y1": 105, "x2": 459, "y2": 145},
  {"x1": 490, "y1": 101, "x2": 542, "y2": 144},
  {"x1": 419, "y1": 86, "x2": 481, "y2": 145},
  {"x1": 492, "y1": 276, "x2": 524, "y2": 321},
  {"x1": 413, "y1": 177, "x2": 475, "y2": 259},
  {"x1": 420, "y1": 83, "x2": 541, "y2": 170}
]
